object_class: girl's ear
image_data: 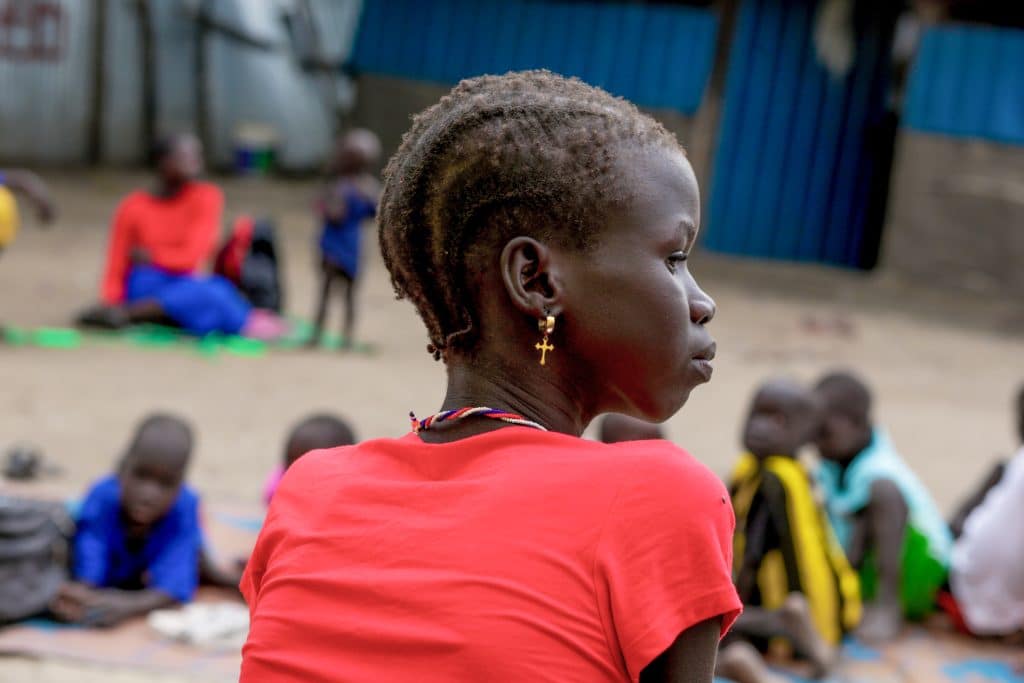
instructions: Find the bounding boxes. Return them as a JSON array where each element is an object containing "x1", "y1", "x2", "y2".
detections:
[{"x1": 499, "y1": 237, "x2": 564, "y2": 319}]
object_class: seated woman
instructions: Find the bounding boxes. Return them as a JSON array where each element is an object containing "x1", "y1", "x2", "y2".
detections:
[{"x1": 79, "y1": 134, "x2": 283, "y2": 339}]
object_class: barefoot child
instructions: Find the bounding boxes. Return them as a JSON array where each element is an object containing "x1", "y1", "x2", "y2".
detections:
[
  {"x1": 242, "y1": 71, "x2": 739, "y2": 681},
  {"x1": 598, "y1": 413, "x2": 665, "y2": 443},
  {"x1": 721, "y1": 379, "x2": 860, "y2": 683},
  {"x1": 51, "y1": 414, "x2": 201, "y2": 626},
  {"x1": 948, "y1": 382, "x2": 1024, "y2": 637},
  {"x1": 309, "y1": 129, "x2": 381, "y2": 349},
  {"x1": 814, "y1": 371, "x2": 951, "y2": 641},
  {"x1": 263, "y1": 413, "x2": 357, "y2": 504}
]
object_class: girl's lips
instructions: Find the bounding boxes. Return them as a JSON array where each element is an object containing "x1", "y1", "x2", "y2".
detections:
[{"x1": 691, "y1": 358, "x2": 713, "y2": 382}]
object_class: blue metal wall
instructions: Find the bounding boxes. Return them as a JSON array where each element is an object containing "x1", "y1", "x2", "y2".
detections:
[
  {"x1": 351, "y1": 0, "x2": 718, "y2": 115},
  {"x1": 706, "y1": 0, "x2": 894, "y2": 267},
  {"x1": 905, "y1": 25, "x2": 1024, "y2": 146}
]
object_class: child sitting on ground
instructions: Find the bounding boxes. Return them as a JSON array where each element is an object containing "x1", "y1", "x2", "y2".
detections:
[
  {"x1": 51, "y1": 414, "x2": 201, "y2": 627},
  {"x1": 948, "y1": 382, "x2": 1024, "y2": 638},
  {"x1": 814, "y1": 371, "x2": 952, "y2": 641},
  {"x1": 721, "y1": 378, "x2": 860, "y2": 683},
  {"x1": 597, "y1": 413, "x2": 664, "y2": 443},
  {"x1": 308, "y1": 129, "x2": 382, "y2": 350},
  {"x1": 263, "y1": 413, "x2": 357, "y2": 504}
]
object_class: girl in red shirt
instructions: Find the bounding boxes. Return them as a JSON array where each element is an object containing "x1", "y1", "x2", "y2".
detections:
[
  {"x1": 81, "y1": 134, "x2": 282, "y2": 338},
  {"x1": 241, "y1": 71, "x2": 740, "y2": 682}
]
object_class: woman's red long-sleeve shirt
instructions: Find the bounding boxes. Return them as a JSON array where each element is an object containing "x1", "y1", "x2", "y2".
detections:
[{"x1": 100, "y1": 182, "x2": 223, "y2": 304}]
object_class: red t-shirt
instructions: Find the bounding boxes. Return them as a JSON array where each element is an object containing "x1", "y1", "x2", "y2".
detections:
[
  {"x1": 240, "y1": 428, "x2": 740, "y2": 682},
  {"x1": 100, "y1": 182, "x2": 223, "y2": 304}
]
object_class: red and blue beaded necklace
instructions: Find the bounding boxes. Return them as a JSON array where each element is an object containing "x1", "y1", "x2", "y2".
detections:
[{"x1": 410, "y1": 407, "x2": 547, "y2": 433}]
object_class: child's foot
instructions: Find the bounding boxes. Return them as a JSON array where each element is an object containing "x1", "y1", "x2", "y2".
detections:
[
  {"x1": 716, "y1": 641, "x2": 789, "y2": 683},
  {"x1": 76, "y1": 304, "x2": 129, "y2": 330},
  {"x1": 242, "y1": 309, "x2": 289, "y2": 341},
  {"x1": 780, "y1": 592, "x2": 836, "y2": 678},
  {"x1": 856, "y1": 599, "x2": 902, "y2": 642}
]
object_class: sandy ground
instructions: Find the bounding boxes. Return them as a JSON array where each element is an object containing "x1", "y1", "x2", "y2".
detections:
[{"x1": 1, "y1": 171, "x2": 1022, "y2": 681}]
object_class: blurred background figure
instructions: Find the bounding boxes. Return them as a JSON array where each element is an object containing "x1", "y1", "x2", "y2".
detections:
[
  {"x1": 309, "y1": 129, "x2": 381, "y2": 350},
  {"x1": 0, "y1": 169, "x2": 56, "y2": 250},
  {"x1": 76, "y1": 133, "x2": 286, "y2": 340}
]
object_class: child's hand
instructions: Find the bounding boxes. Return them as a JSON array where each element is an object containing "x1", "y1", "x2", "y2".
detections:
[
  {"x1": 130, "y1": 246, "x2": 152, "y2": 265},
  {"x1": 323, "y1": 192, "x2": 348, "y2": 223},
  {"x1": 32, "y1": 193, "x2": 56, "y2": 224},
  {"x1": 50, "y1": 581, "x2": 93, "y2": 622},
  {"x1": 49, "y1": 582, "x2": 135, "y2": 627}
]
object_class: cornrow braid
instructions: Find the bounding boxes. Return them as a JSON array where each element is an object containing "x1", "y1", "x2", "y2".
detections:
[{"x1": 379, "y1": 70, "x2": 682, "y2": 360}]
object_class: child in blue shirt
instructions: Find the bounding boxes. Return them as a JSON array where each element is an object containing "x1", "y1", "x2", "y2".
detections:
[
  {"x1": 51, "y1": 414, "x2": 200, "y2": 627},
  {"x1": 309, "y1": 129, "x2": 381, "y2": 350}
]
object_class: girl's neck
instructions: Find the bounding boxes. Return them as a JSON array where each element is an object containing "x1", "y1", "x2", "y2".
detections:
[
  {"x1": 423, "y1": 352, "x2": 588, "y2": 443},
  {"x1": 155, "y1": 178, "x2": 190, "y2": 199}
]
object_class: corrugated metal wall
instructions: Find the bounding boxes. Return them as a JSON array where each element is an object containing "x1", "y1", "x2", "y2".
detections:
[
  {"x1": 706, "y1": 0, "x2": 894, "y2": 268},
  {"x1": 905, "y1": 24, "x2": 1024, "y2": 146},
  {"x1": 101, "y1": 0, "x2": 144, "y2": 164},
  {"x1": 351, "y1": 0, "x2": 718, "y2": 116},
  {"x1": 1, "y1": 0, "x2": 363, "y2": 168},
  {"x1": 0, "y1": 0, "x2": 95, "y2": 163},
  {"x1": 205, "y1": 0, "x2": 362, "y2": 170}
]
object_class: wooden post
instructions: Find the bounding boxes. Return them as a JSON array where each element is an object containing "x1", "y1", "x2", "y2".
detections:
[
  {"x1": 137, "y1": 0, "x2": 156, "y2": 162},
  {"x1": 692, "y1": 0, "x2": 740, "y2": 235},
  {"x1": 194, "y1": 0, "x2": 211, "y2": 160},
  {"x1": 87, "y1": 0, "x2": 107, "y2": 164}
]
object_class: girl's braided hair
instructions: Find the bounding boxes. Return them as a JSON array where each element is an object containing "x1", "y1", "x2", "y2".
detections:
[{"x1": 379, "y1": 70, "x2": 681, "y2": 360}]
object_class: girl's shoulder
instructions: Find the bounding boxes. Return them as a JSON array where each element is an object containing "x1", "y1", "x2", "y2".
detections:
[{"x1": 586, "y1": 439, "x2": 730, "y2": 522}]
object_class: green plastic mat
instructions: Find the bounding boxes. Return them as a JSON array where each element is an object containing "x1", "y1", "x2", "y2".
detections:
[
  {"x1": 3, "y1": 326, "x2": 82, "y2": 349},
  {"x1": 2, "y1": 320, "x2": 375, "y2": 358}
]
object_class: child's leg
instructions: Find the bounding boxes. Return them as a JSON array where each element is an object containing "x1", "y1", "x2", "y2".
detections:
[
  {"x1": 309, "y1": 265, "x2": 333, "y2": 347},
  {"x1": 857, "y1": 478, "x2": 908, "y2": 641},
  {"x1": 76, "y1": 299, "x2": 169, "y2": 330},
  {"x1": 733, "y1": 596, "x2": 835, "y2": 678},
  {"x1": 339, "y1": 272, "x2": 356, "y2": 348},
  {"x1": 716, "y1": 641, "x2": 789, "y2": 683}
]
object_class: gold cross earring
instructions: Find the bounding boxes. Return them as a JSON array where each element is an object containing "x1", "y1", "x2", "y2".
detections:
[{"x1": 535, "y1": 315, "x2": 555, "y2": 366}]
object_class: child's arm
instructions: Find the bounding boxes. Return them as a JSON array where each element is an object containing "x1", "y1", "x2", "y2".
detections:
[
  {"x1": 736, "y1": 475, "x2": 791, "y2": 601},
  {"x1": 51, "y1": 583, "x2": 175, "y2": 627},
  {"x1": 100, "y1": 199, "x2": 137, "y2": 304},
  {"x1": 0, "y1": 169, "x2": 56, "y2": 223},
  {"x1": 321, "y1": 181, "x2": 349, "y2": 223},
  {"x1": 199, "y1": 546, "x2": 245, "y2": 591},
  {"x1": 950, "y1": 460, "x2": 1006, "y2": 538}
]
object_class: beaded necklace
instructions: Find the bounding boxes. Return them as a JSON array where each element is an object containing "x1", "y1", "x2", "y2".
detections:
[{"x1": 410, "y1": 407, "x2": 547, "y2": 433}]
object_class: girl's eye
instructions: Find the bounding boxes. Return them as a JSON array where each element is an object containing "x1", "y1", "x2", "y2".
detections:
[{"x1": 667, "y1": 252, "x2": 688, "y2": 272}]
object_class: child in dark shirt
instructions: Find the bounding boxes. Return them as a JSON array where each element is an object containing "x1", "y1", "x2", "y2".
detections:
[{"x1": 52, "y1": 414, "x2": 200, "y2": 627}]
